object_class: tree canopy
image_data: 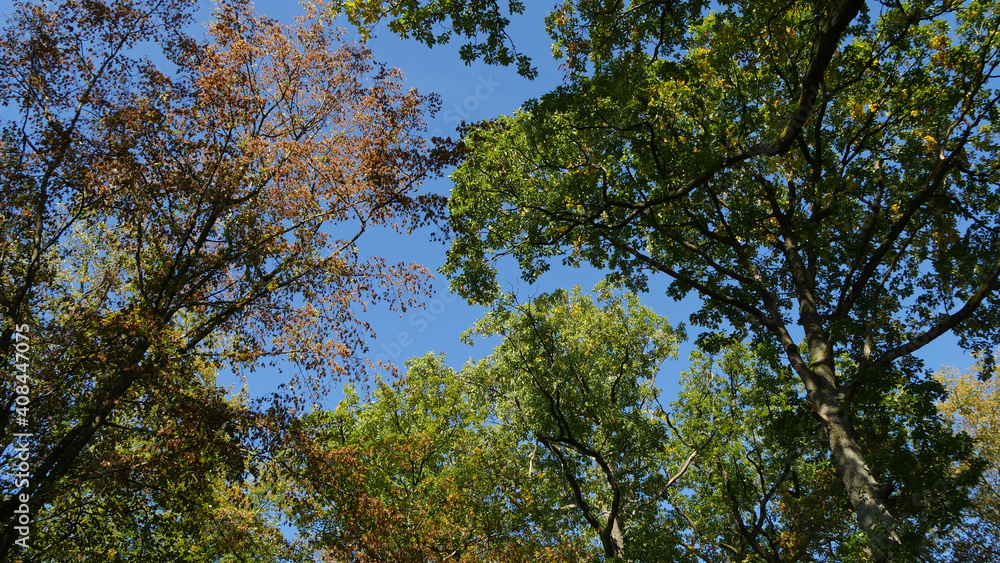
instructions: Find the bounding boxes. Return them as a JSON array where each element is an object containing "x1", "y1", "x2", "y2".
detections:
[
  {"x1": 460, "y1": 284, "x2": 693, "y2": 561},
  {"x1": 0, "y1": 0, "x2": 451, "y2": 557},
  {"x1": 430, "y1": 0, "x2": 1000, "y2": 556},
  {"x1": 935, "y1": 360, "x2": 1000, "y2": 562},
  {"x1": 277, "y1": 353, "x2": 585, "y2": 562},
  {"x1": 279, "y1": 285, "x2": 703, "y2": 562},
  {"x1": 5, "y1": 0, "x2": 1000, "y2": 561}
]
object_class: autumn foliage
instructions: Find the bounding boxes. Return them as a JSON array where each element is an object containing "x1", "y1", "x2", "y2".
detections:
[
  {"x1": 4, "y1": 0, "x2": 1000, "y2": 561},
  {"x1": 0, "y1": 0, "x2": 452, "y2": 557}
]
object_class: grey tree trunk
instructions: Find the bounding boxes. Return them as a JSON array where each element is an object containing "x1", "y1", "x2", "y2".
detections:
[{"x1": 814, "y1": 387, "x2": 902, "y2": 559}]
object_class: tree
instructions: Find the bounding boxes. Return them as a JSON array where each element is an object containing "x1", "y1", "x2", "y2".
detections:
[
  {"x1": 461, "y1": 284, "x2": 704, "y2": 561},
  {"x1": 0, "y1": 0, "x2": 452, "y2": 557},
  {"x1": 276, "y1": 285, "x2": 705, "y2": 562},
  {"x1": 276, "y1": 353, "x2": 586, "y2": 562},
  {"x1": 667, "y1": 339, "x2": 836, "y2": 562},
  {"x1": 30, "y1": 365, "x2": 309, "y2": 562},
  {"x1": 670, "y1": 337, "x2": 976, "y2": 562},
  {"x1": 328, "y1": 0, "x2": 537, "y2": 78},
  {"x1": 412, "y1": 0, "x2": 1000, "y2": 555},
  {"x1": 936, "y1": 360, "x2": 1000, "y2": 562}
]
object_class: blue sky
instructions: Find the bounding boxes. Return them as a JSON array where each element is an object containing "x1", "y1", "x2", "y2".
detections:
[
  {"x1": 0, "y1": 0, "x2": 969, "y2": 410},
  {"x1": 240, "y1": 0, "x2": 966, "y2": 408},
  {"x1": 210, "y1": 0, "x2": 713, "y2": 408}
]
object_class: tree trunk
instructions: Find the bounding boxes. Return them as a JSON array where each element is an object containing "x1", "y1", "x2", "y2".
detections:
[
  {"x1": 781, "y1": 232, "x2": 902, "y2": 557},
  {"x1": 812, "y1": 385, "x2": 902, "y2": 559},
  {"x1": 603, "y1": 516, "x2": 626, "y2": 560}
]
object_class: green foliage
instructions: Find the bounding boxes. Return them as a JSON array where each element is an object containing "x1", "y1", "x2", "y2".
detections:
[
  {"x1": 668, "y1": 340, "x2": 824, "y2": 561},
  {"x1": 6, "y1": 0, "x2": 1000, "y2": 558},
  {"x1": 328, "y1": 0, "x2": 536, "y2": 77},
  {"x1": 936, "y1": 360, "x2": 1000, "y2": 562},
  {"x1": 669, "y1": 339, "x2": 980, "y2": 562},
  {"x1": 277, "y1": 285, "x2": 699, "y2": 562},
  {"x1": 277, "y1": 354, "x2": 585, "y2": 562},
  {"x1": 462, "y1": 284, "x2": 691, "y2": 561},
  {"x1": 28, "y1": 362, "x2": 307, "y2": 562},
  {"x1": 440, "y1": 0, "x2": 1000, "y2": 554}
]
